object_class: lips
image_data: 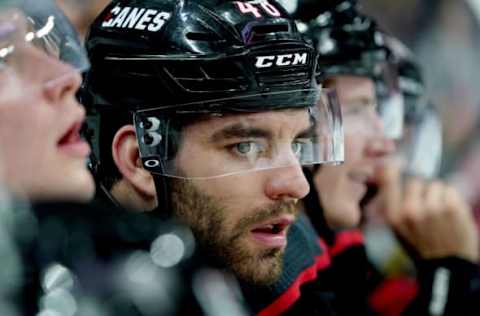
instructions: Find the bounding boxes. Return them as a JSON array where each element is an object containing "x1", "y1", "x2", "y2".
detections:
[
  {"x1": 57, "y1": 121, "x2": 91, "y2": 158},
  {"x1": 250, "y1": 215, "x2": 294, "y2": 249}
]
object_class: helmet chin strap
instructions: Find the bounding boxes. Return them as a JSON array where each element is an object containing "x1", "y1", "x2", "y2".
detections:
[
  {"x1": 86, "y1": 147, "x2": 124, "y2": 210},
  {"x1": 93, "y1": 168, "x2": 171, "y2": 216},
  {"x1": 151, "y1": 174, "x2": 173, "y2": 219},
  {"x1": 98, "y1": 181, "x2": 122, "y2": 209}
]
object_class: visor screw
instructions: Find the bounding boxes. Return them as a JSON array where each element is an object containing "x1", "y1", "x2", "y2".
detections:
[
  {"x1": 143, "y1": 134, "x2": 154, "y2": 145},
  {"x1": 142, "y1": 119, "x2": 153, "y2": 130}
]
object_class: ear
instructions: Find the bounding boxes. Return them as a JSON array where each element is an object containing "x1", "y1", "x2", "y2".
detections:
[{"x1": 112, "y1": 125, "x2": 157, "y2": 199}]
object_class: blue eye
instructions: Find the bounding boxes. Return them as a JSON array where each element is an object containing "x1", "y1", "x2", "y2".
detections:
[
  {"x1": 292, "y1": 142, "x2": 302, "y2": 157},
  {"x1": 231, "y1": 141, "x2": 266, "y2": 159},
  {"x1": 235, "y1": 142, "x2": 256, "y2": 155},
  {"x1": 292, "y1": 139, "x2": 314, "y2": 161},
  {"x1": 291, "y1": 142, "x2": 303, "y2": 157}
]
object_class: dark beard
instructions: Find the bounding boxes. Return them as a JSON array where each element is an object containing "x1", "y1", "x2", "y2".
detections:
[{"x1": 169, "y1": 178, "x2": 298, "y2": 285}]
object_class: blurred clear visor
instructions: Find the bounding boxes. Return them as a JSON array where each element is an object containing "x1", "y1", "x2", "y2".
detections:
[
  {"x1": 134, "y1": 89, "x2": 344, "y2": 179},
  {"x1": 330, "y1": 75, "x2": 383, "y2": 138},
  {"x1": 0, "y1": 0, "x2": 89, "y2": 83},
  {"x1": 375, "y1": 62, "x2": 405, "y2": 139},
  {"x1": 398, "y1": 103, "x2": 442, "y2": 179}
]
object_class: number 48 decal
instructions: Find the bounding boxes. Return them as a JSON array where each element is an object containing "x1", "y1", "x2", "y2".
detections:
[{"x1": 234, "y1": 1, "x2": 281, "y2": 18}]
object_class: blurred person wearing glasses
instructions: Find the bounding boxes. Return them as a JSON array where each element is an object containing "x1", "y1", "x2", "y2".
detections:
[
  {"x1": 0, "y1": 0, "x2": 94, "y2": 202},
  {"x1": 0, "y1": 2, "x2": 247, "y2": 315}
]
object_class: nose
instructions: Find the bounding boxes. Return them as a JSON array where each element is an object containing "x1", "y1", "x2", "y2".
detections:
[
  {"x1": 264, "y1": 164, "x2": 310, "y2": 202},
  {"x1": 42, "y1": 59, "x2": 82, "y2": 104},
  {"x1": 365, "y1": 136, "x2": 396, "y2": 158}
]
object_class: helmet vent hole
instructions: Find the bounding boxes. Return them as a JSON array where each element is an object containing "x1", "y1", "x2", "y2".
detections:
[
  {"x1": 251, "y1": 24, "x2": 289, "y2": 35},
  {"x1": 186, "y1": 32, "x2": 221, "y2": 42},
  {"x1": 247, "y1": 23, "x2": 290, "y2": 43}
]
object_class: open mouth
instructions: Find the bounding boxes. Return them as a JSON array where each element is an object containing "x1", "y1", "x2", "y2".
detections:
[
  {"x1": 58, "y1": 122, "x2": 82, "y2": 145},
  {"x1": 252, "y1": 222, "x2": 289, "y2": 234},
  {"x1": 57, "y1": 122, "x2": 90, "y2": 157},
  {"x1": 250, "y1": 216, "x2": 294, "y2": 249}
]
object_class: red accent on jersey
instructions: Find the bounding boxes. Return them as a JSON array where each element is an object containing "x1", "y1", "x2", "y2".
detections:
[
  {"x1": 369, "y1": 277, "x2": 419, "y2": 316},
  {"x1": 329, "y1": 229, "x2": 365, "y2": 257},
  {"x1": 257, "y1": 238, "x2": 331, "y2": 316}
]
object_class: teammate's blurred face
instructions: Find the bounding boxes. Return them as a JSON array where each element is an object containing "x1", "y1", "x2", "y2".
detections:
[
  {"x1": 0, "y1": 39, "x2": 95, "y2": 201},
  {"x1": 170, "y1": 109, "x2": 311, "y2": 284},
  {"x1": 314, "y1": 75, "x2": 395, "y2": 228}
]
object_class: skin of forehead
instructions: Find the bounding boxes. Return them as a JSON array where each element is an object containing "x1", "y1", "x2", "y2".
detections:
[
  {"x1": 327, "y1": 75, "x2": 376, "y2": 105},
  {"x1": 186, "y1": 108, "x2": 312, "y2": 142},
  {"x1": 327, "y1": 75, "x2": 380, "y2": 137}
]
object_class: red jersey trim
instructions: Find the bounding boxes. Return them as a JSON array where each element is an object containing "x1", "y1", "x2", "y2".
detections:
[
  {"x1": 257, "y1": 239, "x2": 331, "y2": 316},
  {"x1": 369, "y1": 277, "x2": 419, "y2": 316},
  {"x1": 329, "y1": 229, "x2": 364, "y2": 257}
]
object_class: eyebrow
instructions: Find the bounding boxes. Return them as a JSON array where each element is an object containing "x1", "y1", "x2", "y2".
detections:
[
  {"x1": 296, "y1": 123, "x2": 317, "y2": 139},
  {"x1": 210, "y1": 124, "x2": 273, "y2": 143},
  {"x1": 344, "y1": 96, "x2": 376, "y2": 106},
  {"x1": 209, "y1": 121, "x2": 316, "y2": 143}
]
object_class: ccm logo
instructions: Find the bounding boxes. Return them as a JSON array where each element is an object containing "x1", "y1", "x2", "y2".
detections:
[{"x1": 255, "y1": 53, "x2": 308, "y2": 68}]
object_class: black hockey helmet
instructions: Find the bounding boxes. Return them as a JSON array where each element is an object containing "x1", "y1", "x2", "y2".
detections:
[
  {"x1": 275, "y1": 0, "x2": 358, "y2": 22},
  {"x1": 301, "y1": 3, "x2": 404, "y2": 139},
  {"x1": 82, "y1": 0, "x2": 344, "y2": 185},
  {"x1": 307, "y1": 7, "x2": 390, "y2": 82},
  {"x1": 84, "y1": 0, "x2": 320, "y2": 112}
]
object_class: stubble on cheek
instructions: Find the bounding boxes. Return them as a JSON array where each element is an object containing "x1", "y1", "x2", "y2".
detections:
[{"x1": 170, "y1": 178, "x2": 295, "y2": 285}]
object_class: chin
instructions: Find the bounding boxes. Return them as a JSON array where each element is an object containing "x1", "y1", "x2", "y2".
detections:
[
  {"x1": 68, "y1": 173, "x2": 96, "y2": 202},
  {"x1": 229, "y1": 246, "x2": 284, "y2": 285},
  {"x1": 43, "y1": 171, "x2": 96, "y2": 203}
]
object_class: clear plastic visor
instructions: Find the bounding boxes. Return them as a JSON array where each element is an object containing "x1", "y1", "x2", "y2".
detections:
[
  {"x1": 375, "y1": 62, "x2": 405, "y2": 139},
  {"x1": 0, "y1": 1, "x2": 89, "y2": 87},
  {"x1": 397, "y1": 103, "x2": 442, "y2": 179},
  {"x1": 325, "y1": 75, "x2": 383, "y2": 138},
  {"x1": 134, "y1": 89, "x2": 344, "y2": 179},
  {"x1": 326, "y1": 64, "x2": 404, "y2": 140}
]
